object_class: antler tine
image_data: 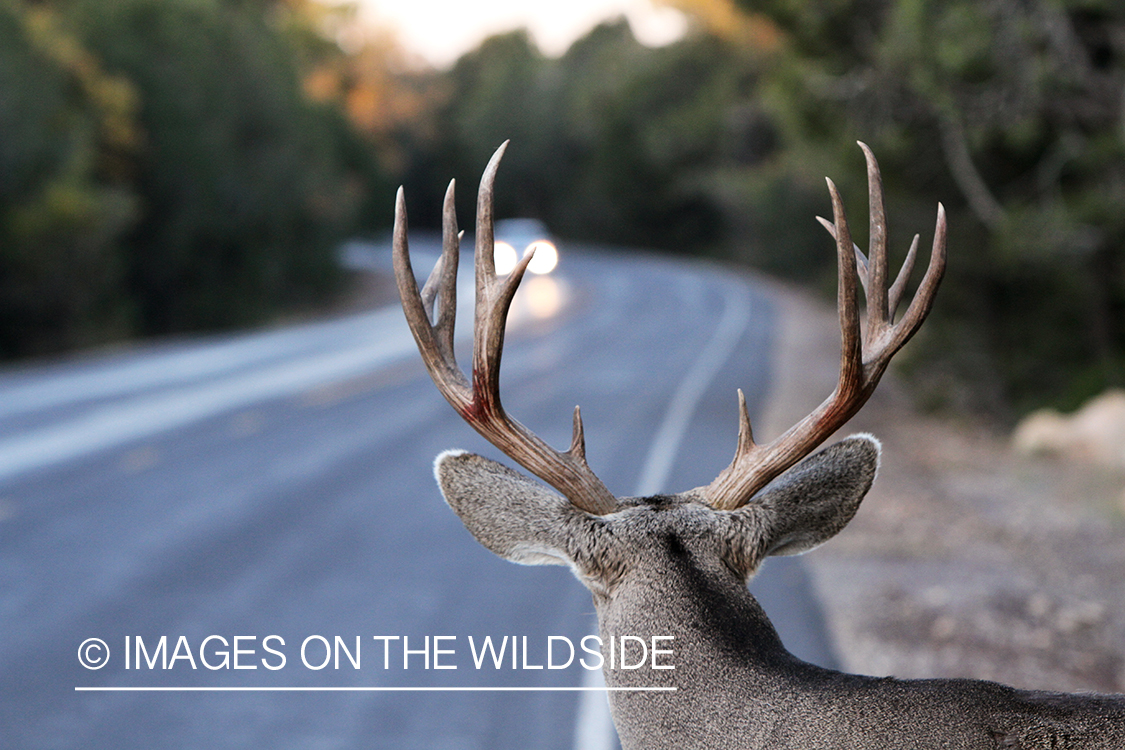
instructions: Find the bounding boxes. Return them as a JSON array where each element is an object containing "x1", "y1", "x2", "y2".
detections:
[
  {"x1": 888, "y1": 233, "x2": 919, "y2": 318},
  {"x1": 827, "y1": 177, "x2": 863, "y2": 394},
  {"x1": 815, "y1": 216, "x2": 871, "y2": 298},
  {"x1": 701, "y1": 144, "x2": 946, "y2": 511},
  {"x1": 860, "y1": 142, "x2": 889, "y2": 327},
  {"x1": 434, "y1": 180, "x2": 462, "y2": 360},
  {"x1": 394, "y1": 187, "x2": 470, "y2": 407},
  {"x1": 471, "y1": 141, "x2": 526, "y2": 407},
  {"x1": 416, "y1": 180, "x2": 462, "y2": 367},
  {"x1": 890, "y1": 203, "x2": 946, "y2": 346},
  {"x1": 395, "y1": 142, "x2": 618, "y2": 516}
]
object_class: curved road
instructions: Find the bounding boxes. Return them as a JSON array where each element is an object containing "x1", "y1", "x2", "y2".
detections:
[{"x1": 0, "y1": 248, "x2": 837, "y2": 749}]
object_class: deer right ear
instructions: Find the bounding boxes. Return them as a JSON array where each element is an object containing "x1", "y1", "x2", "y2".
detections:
[
  {"x1": 433, "y1": 450, "x2": 595, "y2": 568},
  {"x1": 749, "y1": 435, "x2": 881, "y2": 558}
]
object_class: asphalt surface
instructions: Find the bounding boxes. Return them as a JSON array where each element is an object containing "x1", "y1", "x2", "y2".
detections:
[{"x1": 0, "y1": 246, "x2": 837, "y2": 749}]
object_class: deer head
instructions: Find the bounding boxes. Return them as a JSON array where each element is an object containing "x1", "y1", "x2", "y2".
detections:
[{"x1": 394, "y1": 139, "x2": 943, "y2": 572}]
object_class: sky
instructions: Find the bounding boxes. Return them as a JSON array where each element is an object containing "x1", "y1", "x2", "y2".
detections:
[{"x1": 352, "y1": 0, "x2": 689, "y2": 68}]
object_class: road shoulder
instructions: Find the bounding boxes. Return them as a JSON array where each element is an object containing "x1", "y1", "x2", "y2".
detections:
[{"x1": 753, "y1": 274, "x2": 1125, "y2": 694}]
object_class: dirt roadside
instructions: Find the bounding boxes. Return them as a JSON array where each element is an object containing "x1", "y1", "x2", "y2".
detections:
[{"x1": 755, "y1": 273, "x2": 1125, "y2": 695}]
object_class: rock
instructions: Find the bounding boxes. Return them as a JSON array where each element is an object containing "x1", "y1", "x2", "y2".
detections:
[{"x1": 1012, "y1": 390, "x2": 1125, "y2": 470}]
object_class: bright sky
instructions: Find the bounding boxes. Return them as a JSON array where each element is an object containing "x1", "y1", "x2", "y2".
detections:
[{"x1": 353, "y1": 0, "x2": 689, "y2": 68}]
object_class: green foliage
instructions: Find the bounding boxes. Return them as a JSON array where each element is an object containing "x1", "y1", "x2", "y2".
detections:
[
  {"x1": 733, "y1": 0, "x2": 1125, "y2": 418},
  {"x1": 549, "y1": 23, "x2": 739, "y2": 251},
  {"x1": 67, "y1": 0, "x2": 356, "y2": 334},
  {"x1": 9, "y1": 0, "x2": 1109, "y2": 421},
  {"x1": 409, "y1": 0, "x2": 1124, "y2": 417},
  {"x1": 428, "y1": 30, "x2": 556, "y2": 223},
  {"x1": 0, "y1": 2, "x2": 139, "y2": 356},
  {"x1": 410, "y1": 21, "x2": 751, "y2": 254},
  {"x1": 0, "y1": 0, "x2": 375, "y2": 358}
]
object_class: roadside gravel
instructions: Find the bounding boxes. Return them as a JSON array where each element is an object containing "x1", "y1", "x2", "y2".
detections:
[{"x1": 756, "y1": 274, "x2": 1125, "y2": 694}]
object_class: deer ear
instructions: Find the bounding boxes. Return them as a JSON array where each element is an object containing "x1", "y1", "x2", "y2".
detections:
[
  {"x1": 433, "y1": 450, "x2": 591, "y2": 567},
  {"x1": 751, "y1": 435, "x2": 880, "y2": 557}
]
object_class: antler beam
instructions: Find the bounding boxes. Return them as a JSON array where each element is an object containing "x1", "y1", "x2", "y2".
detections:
[
  {"x1": 701, "y1": 143, "x2": 947, "y2": 511},
  {"x1": 394, "y1": 142, "x2": 618, "y2": 516}
]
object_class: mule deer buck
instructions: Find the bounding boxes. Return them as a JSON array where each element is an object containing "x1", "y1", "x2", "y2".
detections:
[{"x1": 393, "y1": 142, "x2": 1125, "y2": 749}]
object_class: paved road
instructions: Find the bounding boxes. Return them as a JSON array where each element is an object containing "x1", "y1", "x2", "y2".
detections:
[{"x1": 0, "y1": 247, "x2": 837, "y2": 749}]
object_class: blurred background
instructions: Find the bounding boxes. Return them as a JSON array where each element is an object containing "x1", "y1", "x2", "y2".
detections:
[
  {"x1": 2, "y1": 1, "x2": 1124, "y2": 747},
  {"x1": 1, "y1": 0, "x2": 1121, "y2": 421}
]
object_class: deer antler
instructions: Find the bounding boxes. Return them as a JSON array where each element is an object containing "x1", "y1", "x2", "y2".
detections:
[
  {"x1": 700, "y1": 142, "x2": 947, "y2": 511},
  {"x1": 394, "y1": 142, "x2": 618, "y2": 516}
]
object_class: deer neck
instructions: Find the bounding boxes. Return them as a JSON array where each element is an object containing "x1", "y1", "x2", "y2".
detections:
[
  {"x1": 593, "y1": 550, "x2": 806, "y2": 689},
  {"x1": 590, "y1": 551, "x2": 825, "y2": 749}
]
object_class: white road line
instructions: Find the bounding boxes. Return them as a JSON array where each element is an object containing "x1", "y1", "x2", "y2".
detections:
[
  {"x1": 633, "y1": 281, "x2": 754, "y2": 497},
  {"x1": 0, "y1": 327, "x2": 415, "y2": 484},
  {"x1": 572, "y1": 278, "x2": 755, "y2": 750},
  {"x1": 0, "y1": 308, "x2": 400, "y2": 421},
  {"x1": 0, "y1": 280, "x2": 495, "y2": 484}
]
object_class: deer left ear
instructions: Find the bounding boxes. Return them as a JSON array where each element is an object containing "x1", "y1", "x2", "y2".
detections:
[
  {"x1": 434, "y1": 450, "x2": 596, "y2": 567},
  {"x1": 749, "y1": 435, "x2": 880, "y2": 557}
]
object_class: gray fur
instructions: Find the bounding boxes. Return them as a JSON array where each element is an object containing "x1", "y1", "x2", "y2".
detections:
[{"x1": 433, "y1": 437, "x2": 1125, "y2": 749}]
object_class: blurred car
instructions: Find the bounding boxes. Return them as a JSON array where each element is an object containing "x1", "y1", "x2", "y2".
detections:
[{"x1": 492, "y1": 218, "x2": 558, "y2": 275}]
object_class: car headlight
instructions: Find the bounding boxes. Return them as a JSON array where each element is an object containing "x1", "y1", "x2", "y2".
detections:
[
  {"x1": 493, "y1": 241, "x2": 518, "y2": 275},
  {"x1": 493, "y1": 239, "x2": 558, "y2": 275},
  {"x1": 526, "y1": 240, "x2": 558, "y2": 274}
]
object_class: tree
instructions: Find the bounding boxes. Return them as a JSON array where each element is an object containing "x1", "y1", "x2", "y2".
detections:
[
  {"x1": 412, "y1": 20, "x2": 747, "y2": 253},
  {"x1": 547, "y1": 20, "x2": 742, "y2": 251},
  {"x1": 689, "y1": 0, "x2": 1125, "y2": 415},
  {"x1": 0, "y1": 2, "x2": 140, "y2": 356},
  {"x1": 63, "y1": 0, "x2": 360, "y2": 334}
]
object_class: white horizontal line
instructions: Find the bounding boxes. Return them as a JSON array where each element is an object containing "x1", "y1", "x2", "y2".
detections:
[
  {"x1": 75, "y1": 686, "x2": 675, "y2": 692},
  {"x1": 0, "y1": 325, "x2": 415, "y2": 483}
]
